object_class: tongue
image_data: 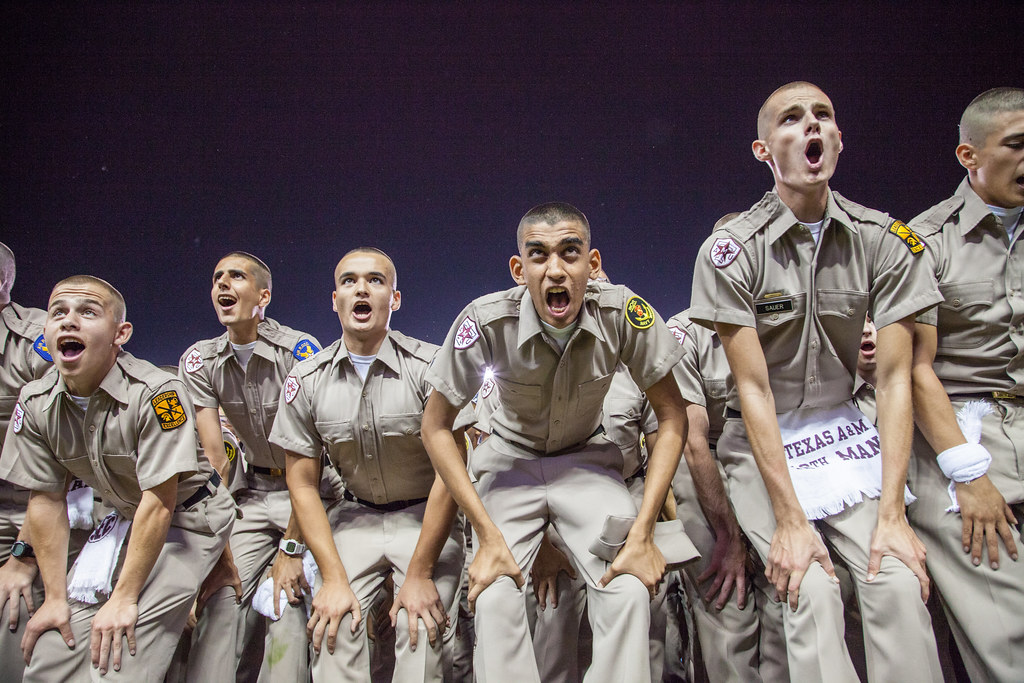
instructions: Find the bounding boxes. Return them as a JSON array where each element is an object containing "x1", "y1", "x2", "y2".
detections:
[{"x1": 548, "y1": 291, "x2": 570, "y2": 311}]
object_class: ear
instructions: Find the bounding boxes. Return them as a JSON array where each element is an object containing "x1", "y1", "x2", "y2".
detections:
[
  {"x1": 509, "y1": 255, "x2": 526, "y2": 285},
  {"x1": 257, "y1": 288, "x2": 271, "y2": 309},
  {"x1": 838, "y1": 129, "x2": 843, "y2": 154},
  {"x1": 956, "y1": 143, "x2": 978, "y2": 171},
  {"x1": 752, "y1": 139, "x2": 771, "y2": 162},
  {"x1": 331, "y1": 290, "x2": 339, "y2": 313},
  {"x1": 114, "y1": 321, "x2": 133, "y2": 347},
  {"x1": 390, "y1": 289, "x2": 402, "y2": 312},
  {"x1": 588, "y1": 249, "x2": 602, "y2": 279}
]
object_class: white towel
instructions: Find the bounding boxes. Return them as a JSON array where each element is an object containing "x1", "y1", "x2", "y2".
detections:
[
  {"x1": 777, "y1": 400, "x2": 915, "y2": 520},
  {"x1": 66, "y1": 479, "x2": 95, "y2": 530},
  {"x1": 252, "y1": 551, "x2": 319, "y2": 620},
  {"x1": 68, "y1": 512, "x2": 131, "y2": 604},
  {"x1": 940, "y1": 400, "x2": 995, "y2": 512}
]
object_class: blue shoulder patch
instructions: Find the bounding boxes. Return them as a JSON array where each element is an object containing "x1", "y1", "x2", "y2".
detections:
[
  {"x1": 33, "y1": 335, "x2": 53, "y2": 362},
  {"x1": 293, "y1": 339, "x2": 320, "y2": 360}
]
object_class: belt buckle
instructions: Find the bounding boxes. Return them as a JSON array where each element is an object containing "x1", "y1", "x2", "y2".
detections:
[
  {"x1": 269, "y1": 467, "x2": 284, "y2": 477},
  {"x1": 992, "y1": 391, "x2": 1017, "y2": 400}
]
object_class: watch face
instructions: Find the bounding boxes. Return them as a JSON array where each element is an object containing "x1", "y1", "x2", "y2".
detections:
[{"x1": 12, "y1": 541, "x2": 33, "y2": 558}]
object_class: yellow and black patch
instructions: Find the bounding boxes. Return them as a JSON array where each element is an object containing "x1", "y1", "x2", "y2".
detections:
[
  {"x1": 151, "y1": 390, "x2": 187, "y2": 431},
  {"x1": 888, "y1": 220, "x2": 925, "y2": 256},
  {"x1": 224, "y1": 440, "x2": 237, "y2": 462},
  {"x1": 626, "y1": 295, "x2": 655, "y2": 330}
]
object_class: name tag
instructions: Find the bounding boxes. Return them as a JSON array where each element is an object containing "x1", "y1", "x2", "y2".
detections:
[{"x1": 755, "y1": 299, "x2": 794, "y2": 315}]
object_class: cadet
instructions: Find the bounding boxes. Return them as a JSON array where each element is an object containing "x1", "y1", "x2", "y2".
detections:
[
  {"x1": 908, "y1": 86, "x2": 1024, "y2": 683},
  {"x1": 690, "y1": 82, "x2": 944, "y2": 681},
  {"x1": 270, "y1": 247, "x2": 469, "y2": 682},
  {"x1": 180, "y1": 251, "x2": 325, "y2": 682},
  {"x1": 421, "y1": 202, "x2": 690, "y2": 682},
  {"x1": 0, "y1": 275, "x2": 233, "y2": 680}
]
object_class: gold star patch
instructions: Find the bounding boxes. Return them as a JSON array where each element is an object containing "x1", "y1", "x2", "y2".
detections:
[{"x1": 151, "y1": 390, "x2": 187, "y2": 431}]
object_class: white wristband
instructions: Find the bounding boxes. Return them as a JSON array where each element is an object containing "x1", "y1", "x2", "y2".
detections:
[{"x1": 936, "y1": 442, "x2": 991, "y2": 483}]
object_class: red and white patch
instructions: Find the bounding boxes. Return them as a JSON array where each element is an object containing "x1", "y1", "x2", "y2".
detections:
[
  {"x1": 480, "y1": 376, "x2": 495, "y2": 398},
  {"x1": 284, "y1": 375, "x2": 300, "y2": 404},
  {"x1": 184, "y1": 348, "x2": 204, "y2": 373},
  {"x1": 668, "y1": 325, "x2": 687, "y2": 345},
  {"x1": 454, "y1": 316, "x2": 480, "y2": 350},
  {"x1": 710, "y1": 237, "x2": 740, "y2": 268},
  {"x1": 11, "y1": 403, "x2": 24, "y2": 434}
]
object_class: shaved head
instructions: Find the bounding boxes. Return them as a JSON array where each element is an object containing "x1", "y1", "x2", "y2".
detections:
[
  {"x1": 220, "y1": 251, "x2": 273, "y2": 292},
  {"x1": 0, "y1": 242, "x2": 14, "y2": 305},
  {"x1": 50, "y1": 275, "x2": 127, "y2": 323},
  {"x1": 517, "y1": 202, "x2": 591, "y2": 250},
  {"x1": 960, "y1": 87, "x2": 1024, "y2": 145},
  {"x1": 336, "y1": 247, "x2": 398, "y2": 289},
  {"x1": 757, "y1": 81, "x2": 828, "y2": 140}
]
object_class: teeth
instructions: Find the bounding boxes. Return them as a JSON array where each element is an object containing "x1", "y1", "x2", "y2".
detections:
[{"x1": 549, "y1": 287, "x2": 566, "y2": 293}]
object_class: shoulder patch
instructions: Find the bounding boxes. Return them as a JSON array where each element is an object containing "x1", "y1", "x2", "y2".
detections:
[
  {"x1": 224, "y1": 439, "x2": 237, "y2": 462},
  {"x1": 151, "y1": 390, "x2": 187, "y2": 431},
  {"x1": 11, "y1": 403, "x2": 25, "y2": 434},
  {"x1": 293, "y1": 339, "x2": 320, "y2": 361},
  {"x1": 284, "y1": 375, "x2": 300, "y2": 404},
  {"x1": 888, "y1": 220, "x2": 925, "y2": 255},
  {"x1": 710, "y1": 237, "x2": 741, "y2": 268},
  {"x1": 667, "y1": 325, "x2": 687, "y2": 345},
  {"x1": 183, "y1": 347, "x2": 204, "y2": 373},
  {"x1": 625, "y1": 296, "x2": 655, "y2": 330},
  {"x1": 479, "y1": 375, "x2": 495, "y2": 399},
  {"x1": 454, "y1": 316, "x2": 480, "y2": 349},
  {"x1": 33, "y1": 335, "x2": 53, "y2": 362}
]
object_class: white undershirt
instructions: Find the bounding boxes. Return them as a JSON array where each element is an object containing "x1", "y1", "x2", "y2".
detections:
[
  {"x1": 349, "y1": 353, "x2": 376, "y2": 381},
  {"x1": 231, "y1": 341, "x2": 257, "y2": 370},
  {"x1": 801, "y1": 218, "x2": 827, "y2": 244},
  {"x1": 988, "y1": 204, "x2": 1023, "y2": 244},
  {"x1": 540, "y1": 319, "x2": 578, "y2": 353},
  {"x1": 70, "y1": 395, "x2": 90, "y2": 412}
]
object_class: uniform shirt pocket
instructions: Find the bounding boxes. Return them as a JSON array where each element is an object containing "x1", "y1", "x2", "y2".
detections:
[
  {"x1": 576, "y1": 373, "x2": 614, "y2": 417},
  {"x1": 937, "y1": 280, "x2": 995, "y2": 349},
  {"x1": 818, "y1": 290, "x2": 869, "y2": 358},
  {"x1": 314, "y1": 419, "x2": 358, "y2": 468}
]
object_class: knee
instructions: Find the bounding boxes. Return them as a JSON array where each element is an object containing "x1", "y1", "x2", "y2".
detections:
[
  {"x1": 473, "y1": 575, "x2": 522, "y2": 615},
  {"x1": 599, "y1": 572, "x2": 650, "y2": 611},
  {"x1": 862, "y1": 559, "x2": 927, "y2": 608}
]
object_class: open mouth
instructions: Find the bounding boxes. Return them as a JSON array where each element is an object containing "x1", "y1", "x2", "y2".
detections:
[
  {"x1": 217, "y1": 294, "x2": 237, "y2": 309},
  {"x1": 805, "y1": 140, "x2": 823, "y2": 166},
  {"x1": 1017, "y1": 174, "x2": 1024, "y2": 188},
  {"x1": 546, "y1": 287, "x2": 571, "y2": 317},
  {"x1": 353, "y1": 301, "x2": 372, "y2": 321},
  {"x1": 860, "y1": 340, "x2": 876, "y2": 359},
  {"x1": 59, "y1": 338, "x2": 86, "y2": 362}
]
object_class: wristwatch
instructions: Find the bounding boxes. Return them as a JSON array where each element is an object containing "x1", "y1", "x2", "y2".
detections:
[
  {"x1": 279, "y1": 539, "x2": 307, "y2": 556},
  {"x1": 11, "y1": 540, "x2": 35, "y2": 559}
]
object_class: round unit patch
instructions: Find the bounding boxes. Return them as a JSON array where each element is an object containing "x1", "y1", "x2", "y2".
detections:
[
  {"x1": 625, "y1": 296, "x2": 655, "y2": 330},
  {"x1": 284, "y1": 375, "x2": 300, "y2": 404},
  {"x1": 11, "y1": 403, "x2": 25, "y2": 434},
  {"x1": 293, "y1": 339, "x2": 320, "y2": 361},
  {"x1": 33, "y1": 335, "x2": 53, "y2": 362},
  {"x1": 184, "y1": 348, "x2": 204, "y2": 373},
  {"x1": 668, "y1": 325, "x2": 687, "y2": 345},
  {"x1": 454, "y1": 316, "x2": 480, "y2": 350},
  {"x1": 710, "y1": 237, "x2": 741, "y2": 268}
]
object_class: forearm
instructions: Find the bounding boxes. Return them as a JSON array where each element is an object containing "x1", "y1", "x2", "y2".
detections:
[
  {"x1": 112, "y1": 483, "x2": 176, "y2": 602},
  {"x1": 286, "y1": 453, "x2": 347, "y2": 584},
  {"x1": 683, "y1": 418, "x2": 739, "y2": 538},
  {"x1": 911, "y1": 323, "x2": 967, "y2": 453},
  {"x1": 637, "y1": 376, "x2": 686, "y2": 538},
  {"x1": 26, "y1": 490, "x2": 70, "y2": 601},
  {"x1": 407, "y1": 473, "x2": 460, "y2": 578},
  {"x1": 196, "y1": 407, "x2": 230, "y2": 482},
  {"x1": 875, "y1": 320, "x2": 915, "y2": 518}
]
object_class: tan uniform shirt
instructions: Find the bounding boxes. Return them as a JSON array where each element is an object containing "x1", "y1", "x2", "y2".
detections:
[
  {"x1": 910, "y1": 178, "x2": 1024, "y2": 395},
  {"x1": 689, "y1": 190, "x2": 942, "y2": 412},
  {"x1": 179, "y1": 318, "x2": 321, "y2": 470},
  {"x1": 667, "y1": 310, "x2": 729, "y2": 447},
  {"x1": 0, "y1": 302, "x2": 53, "y2": 444},
  {"x1": 602, "y1": 365, "x2": 656, "y2": 479},
  {"x1": 425, "y1": 282, "x2": 684, "y2": 454},
  {"x1": 270, "y1": 330, "x2": 471, "y2": 504},
  {"x1": 0, "y1": 352, "x2": 214, "y2": 531}
]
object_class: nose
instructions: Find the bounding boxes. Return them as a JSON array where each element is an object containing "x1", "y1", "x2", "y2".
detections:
[
  {"x1": 547, "y1": 255, "x2": 567, "y2": 280},
  {"x1": 805, "y1": 114, "x2": 820, "y2": 134}
]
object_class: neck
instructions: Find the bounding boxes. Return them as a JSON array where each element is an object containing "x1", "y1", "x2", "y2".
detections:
[
  {"x1": 344, "y1": 329, "x2": 387, "y2": 356},
  {"x1": 64, "y1": 357, "x2": 117, "y2": 397},
  {"x1": 776, "y1": 182, "x2": 829, "y2": 224},
  {"x1": 226, "y1": 318, "x2": 260, "y2": 345}
]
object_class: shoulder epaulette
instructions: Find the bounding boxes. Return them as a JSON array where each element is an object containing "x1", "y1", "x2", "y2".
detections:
[
  {"x1": 909, "y1": 195, "x2": 965, "y2": 237},
  {"x1": 832, "y1": 192, "x2": 891, "y2": 228},
  {"x1": 2, "y1": 303, "x2": 46, "y2": 341},
  {"x1": 120, "y1": 354, "x2": 180, "y2": 391},
  {"x1": 729, "y1": 193, "x2": 781, "y2": 241},
  {"x1": 474, "y1": 287, "x2": 526, "y2": 326},
  {"x1": 390, "y1": 330, "x2": 439, "y2": 363},
  {"x1": 18, "y1": 372, "x2": 59, "y2": 403}
]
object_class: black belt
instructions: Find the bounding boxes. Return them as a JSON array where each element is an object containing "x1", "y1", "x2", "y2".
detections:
[
  {"x1": 725, "y1": 407, "x2": 742, "y2": 419},
  {"x1": 181, "y1": 471, "x2": 221, "y2": 510},
  {"x1": 494, "y1": 425, "x2": 607, "y2": 458},
  {"x1": 251, "y1": 465, "x2": 285, "y2": 476},
  {"x1": 342, "y1": 489, "x2": 428, "y2": 512},
  {"x1": 952, "y1": 391, "x2": 1022, "y2": 402}
]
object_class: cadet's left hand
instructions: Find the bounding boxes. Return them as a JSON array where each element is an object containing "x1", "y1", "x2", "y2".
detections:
[
  {"x1": 270, "y1": 551, "x2": 309, "y2": 618},
  {"x1": 697, "y1": 528, "x2": 750, "y2": 610},
  {"x1": 197, "y1": 550, "x2": 242, "y2": 613},
  {"x1": 868, "y1": 515, "x2": 929, "y2": 602},
  {"x1": 0, "y1": 556, "x2": 38, "y2": 631},
  {"x1": 600, "y1": 534, "x2": 665, "y2": 598},
  {"x1": 530, "y1": 534, "x2": 576, "y2": 610},
  {"x1": 389, "y1": 575, "x2": 447, "y2": 651},
  {"x1": 90, "y1": 594, "x2": 138, "y2": 675}
]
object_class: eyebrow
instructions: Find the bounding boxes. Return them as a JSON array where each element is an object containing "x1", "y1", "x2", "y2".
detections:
[
  {"x1": 524, "y1": 237, "x2": 585, "y2": 250},
  {"x1": 48, "y1": 297, "x2": 105, "y2": 311},
  {"x1": 1001, "y1": 132, "x2": 1024, "y2": 143},
  {"x1": 213, "y1": 268, "x2": 247, "y2": 280},
  {"x1": 337, "y1": 270, "x2": 388, "y2": 282}
]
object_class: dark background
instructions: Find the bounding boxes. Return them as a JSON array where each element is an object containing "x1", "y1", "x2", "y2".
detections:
[{"x1": 2, "y1": 2, "x2": 1019, "y2": 364}]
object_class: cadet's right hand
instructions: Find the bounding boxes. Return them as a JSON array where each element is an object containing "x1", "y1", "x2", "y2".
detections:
[
  {"x1": 767, "y1": 520, "x2": 837, "y2": 610},
  {"x1": 0, "y1": 556, "x2": 38, "y2": 631},
  {"x1": 955, "y1": 475, "x2": 1019, "y2": 569},
  {"x1": 307, "y1": 577, "x2": 361, "y2": 655},
  {"x1": 466, "y1": 538, "x2": 523, "y2": 613},
  {"x1": 530, "y1": 533, "x2": 576, "y2": 611},
  {"x1": 22, "y1": 597, "x2": 74, "y2": 664},
  {"x1": 196, "y1": 549, "x2": 242, "y2": 613}
]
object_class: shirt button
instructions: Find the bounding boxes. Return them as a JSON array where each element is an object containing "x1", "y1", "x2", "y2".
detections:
[
  {"x1": 952, "y1": 298, "x2": 961, "y2": 307},
  {"x1": 89, "y1": 425, "x2": 96, "y2": 432},
  {"x1": 362, "y1": 392, "x2": 368, "y2": 398},
  {"x1": 809, "y1": 376, "x2": 816, "y2": 383},
  {"x1": 362, "y1": 424, "x2": 370, "y2": 431},
  {"x1": 846, "y1": 308, "x2": 855, "y2": 315},
  {"x1": 405, "y1": 428, "x2": 414, "y2": 435},
  {"x1": 553, "y1": 420, "x2": 561, "y2": 425},
  {"x1": 770, "y1": 314, "x2": 779, "y2": 321},
  {"x1": 250, "y1": 408, "x2": 257, "y2": 414},
  {"x1": 367, "y1": 453, "x2": 374, "y2": 459}
]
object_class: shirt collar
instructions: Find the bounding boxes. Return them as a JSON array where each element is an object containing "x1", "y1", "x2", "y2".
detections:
[
  {"x1": 955, "y1": 177, "x2": 1001, "y2": 238},
  {"x1": 45, "y1": 353, "x2": 129, "y2": 410},
  {"x1": 766, "y1": 190, "x2": 857, "y2": 245},
  {"x1": 212, "y1": 324, "x2": 278, "y2": 369},
  {"x1": 332, "y1": 331, "x2": 402, "y2": 375},
  {"x1": 516, "y1": 285, "x2": 606, "y2": 349}
]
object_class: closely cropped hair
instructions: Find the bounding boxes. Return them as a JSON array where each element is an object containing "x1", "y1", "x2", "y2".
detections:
[
  {"x1": 52, "y1": 275, "x2": 127, "y2": 323},
  {"x1": 517, "y1": 202, "x2": 591, "y2": 248},
  {"x1": 0, "y1": 242, "x2": 15, "y2": 304},
  {"x1": 222, "y1": 251, "x2": 273, "y2": 292},
  {"x1": 339, "y1": 247, "x2": 398, "y2": 289},
  {"x1": 757, "y1": 81, "x2": 825, "y2": 141},
  {"x1": 960, "y1": 88, "x2": 1024, "y2": 145}
]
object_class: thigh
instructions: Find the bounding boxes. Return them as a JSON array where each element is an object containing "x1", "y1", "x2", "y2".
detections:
[
  {"x1": 388, "y1": 504, "x2": 465, "y2": 610},
  {"x1": 231, "y1": 491, "x2": 282, "y2": 596},
  {"x1": 328, "y1": 500, "x2": 391, "y2": 608}
]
